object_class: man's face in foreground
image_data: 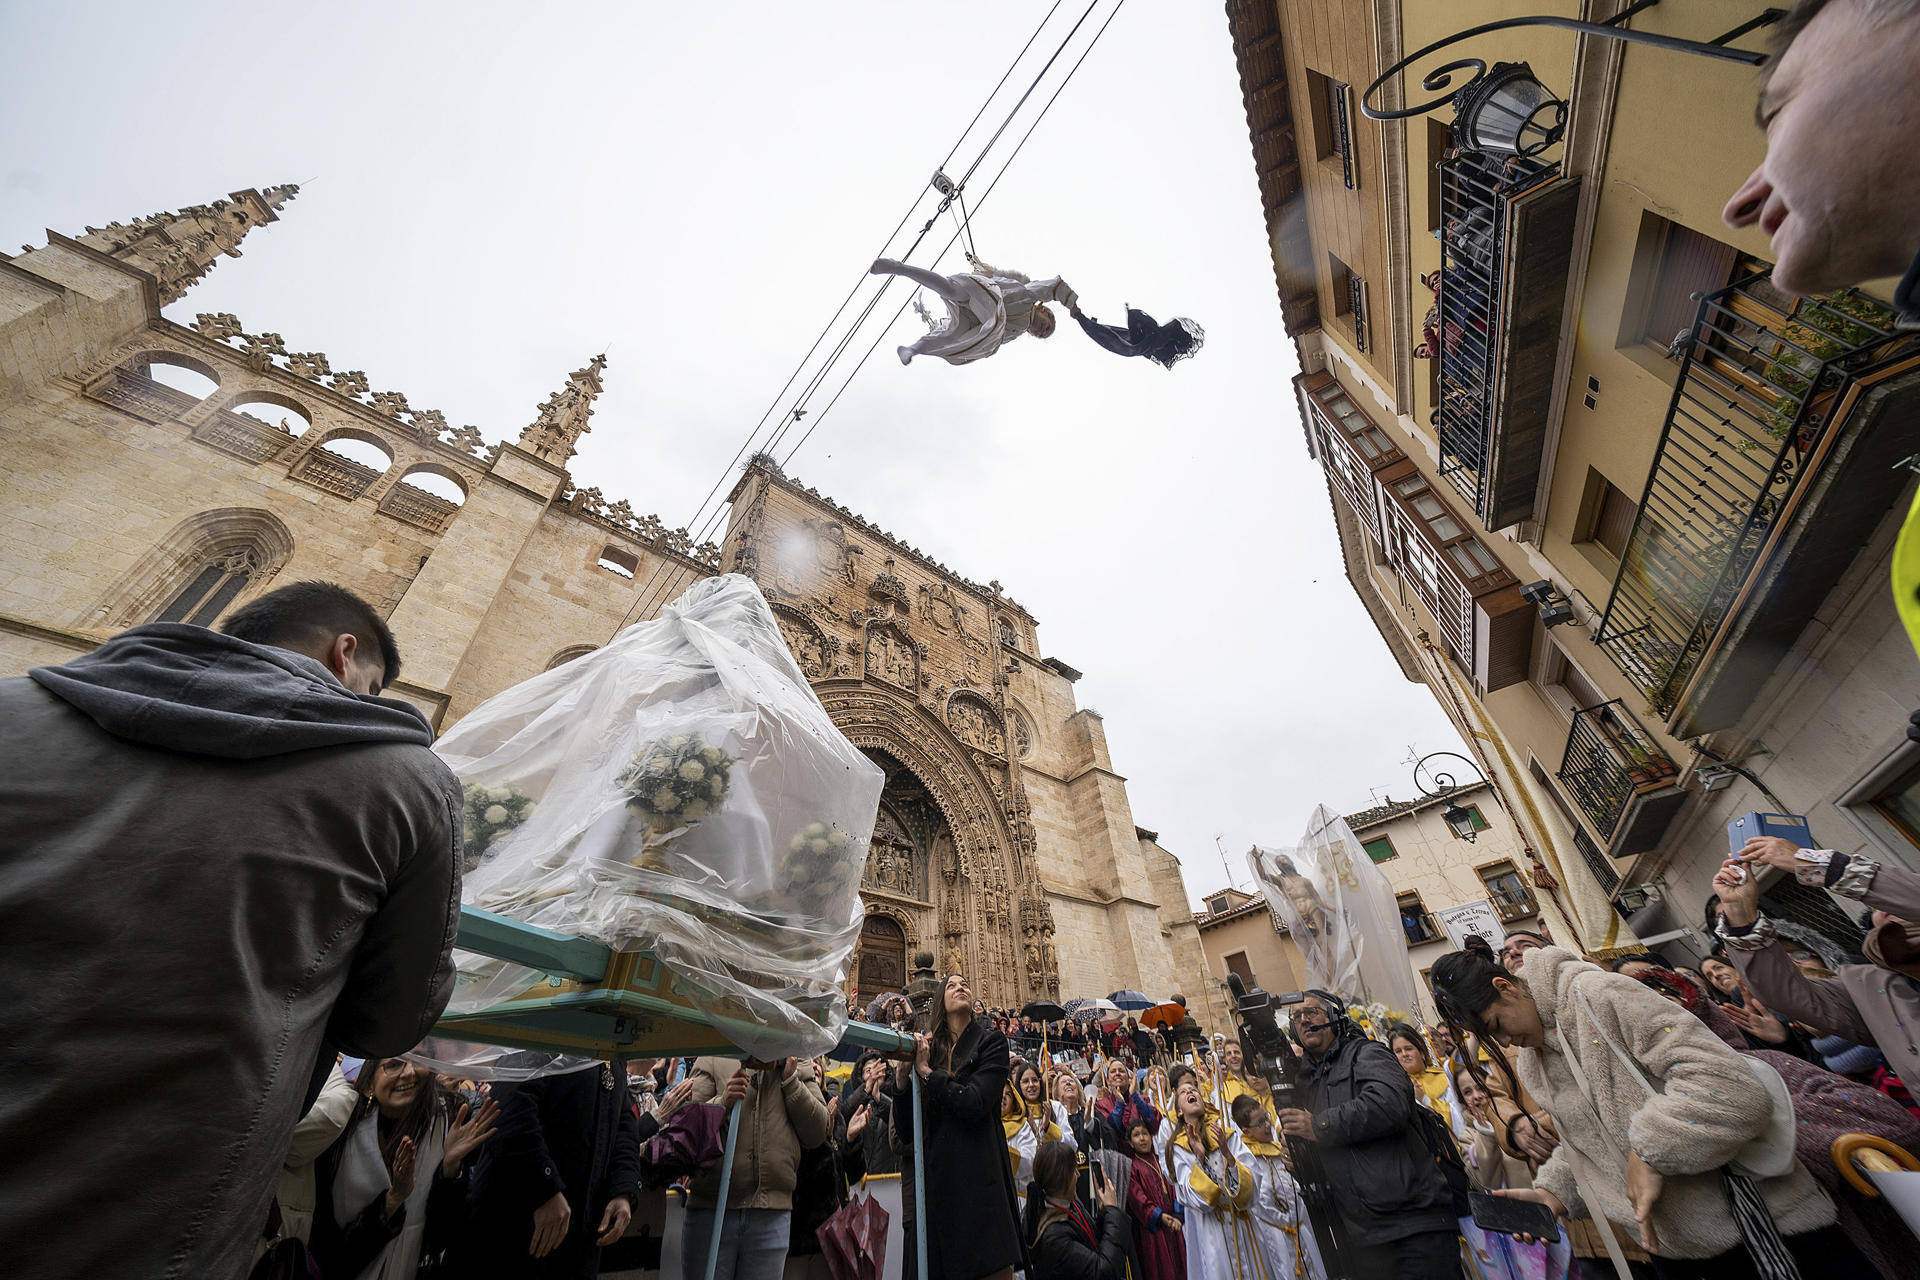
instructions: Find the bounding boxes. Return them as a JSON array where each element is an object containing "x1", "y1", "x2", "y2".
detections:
[{"x1": 1724, "y1": 0, "x2": 1920, "y2": 294}]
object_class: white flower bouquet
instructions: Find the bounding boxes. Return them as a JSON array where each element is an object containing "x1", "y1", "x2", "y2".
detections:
[
  {"x1": 431, "y1": 574, "x2": 885, "y2": 1059},
  {"x1": 461, "y1": 782, "x2": 534, "y2": 875}
]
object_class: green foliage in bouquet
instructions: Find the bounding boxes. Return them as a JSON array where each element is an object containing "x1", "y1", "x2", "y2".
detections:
[
  {"x1": 619, "y1": 734, "x2": 735, "y2": 828},
  {"x1": 462, "y1": 782, "x2": 534, "y2": 874},
  {"x1": 786, "y1": 822, "x2": 859, "y2": 912}
]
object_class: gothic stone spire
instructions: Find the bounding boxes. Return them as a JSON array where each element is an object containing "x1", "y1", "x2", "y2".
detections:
[
  {"x1": 73, "y1": 184, "x2": 298, "y2": 306},
  {"x1": 517, "y1": 354, "x2": 607, "y2": 466}
]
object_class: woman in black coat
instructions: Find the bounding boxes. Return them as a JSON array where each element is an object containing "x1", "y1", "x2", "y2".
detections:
[
  {"x1": 1023, "y1": 1140, "x2": 1130, "y2": 1280},
  {"x1": 893, "y1": 973, "x2": 1023, "y2": 1280}
]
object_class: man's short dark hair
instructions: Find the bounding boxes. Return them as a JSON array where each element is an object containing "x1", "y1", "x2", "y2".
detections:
[{"x1": 221, "y1": 581, "x2": 402, "y2": 686}]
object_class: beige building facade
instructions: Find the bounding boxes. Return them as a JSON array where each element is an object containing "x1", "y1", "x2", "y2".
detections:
[
  {"x1": 0, "y1": 186, "x2": 1225, "y2": 1022},
  {"x1": 1226, "y1": 0, "x2": 1920, "y2": 965}
]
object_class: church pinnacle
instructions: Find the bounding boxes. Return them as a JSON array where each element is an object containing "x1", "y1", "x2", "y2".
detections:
[
  {"x1": 72, "y1": 183, "x2": 299, "y2": 306},
  {"x1": 517, "y1": 354, "x2": 608, "y2": 466}
]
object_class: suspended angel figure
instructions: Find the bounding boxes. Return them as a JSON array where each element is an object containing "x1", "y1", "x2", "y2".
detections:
[
  {"x1": 1068, "y1": 302, "x2": 1204, "y2": 369},
  {"x1": 871, "y1": 255, "x2": 1077, "y2": 366}
]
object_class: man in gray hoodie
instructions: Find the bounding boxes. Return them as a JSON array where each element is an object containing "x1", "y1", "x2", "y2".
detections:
[{"x1": 0, "y1": 580, "x2": 463, "y2": 1280}]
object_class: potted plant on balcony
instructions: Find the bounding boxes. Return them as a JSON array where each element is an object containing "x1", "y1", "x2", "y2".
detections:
[{"x1": 1759, "y1": 289, "x2": 1899, "y2": 444}]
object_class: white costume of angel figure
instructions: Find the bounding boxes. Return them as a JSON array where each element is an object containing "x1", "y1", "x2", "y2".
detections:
[
  {"x1": 871, "y1": 256, "x2": 1077, "y2": 365},
  {"x1": 1171, "y1": 1128, "x2": 1273, "y2": 1280},
  {"x1": 1005, "y1": 1098, "x2": 1078, "y2": 1208},
  {"x1": 1230, "y1": 1131, "x2": 1327, "y2": 1280}
]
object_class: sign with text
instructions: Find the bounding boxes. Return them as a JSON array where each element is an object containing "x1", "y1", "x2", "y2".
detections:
[{"x1": 1436, "y1": 900, "x2": 1507, "y2": 952}]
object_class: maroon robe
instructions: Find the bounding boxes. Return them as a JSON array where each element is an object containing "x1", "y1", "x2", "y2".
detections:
[{"x1": 1126, "y1": 1151, "x2": 1187, "y2": 1280}]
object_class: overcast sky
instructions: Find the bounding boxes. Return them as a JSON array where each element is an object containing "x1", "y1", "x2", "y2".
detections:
[{"x1": 2, "y1": 1, "x2": 1466, "y2": 907}]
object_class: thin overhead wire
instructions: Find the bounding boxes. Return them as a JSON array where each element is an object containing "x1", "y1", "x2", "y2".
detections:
[
  {"x1": 616, "y1": 0, "x2": 1126, "y2": 634},
  {"x1": 608, "y1": 2, "x2": 1072, "y2": 637}
]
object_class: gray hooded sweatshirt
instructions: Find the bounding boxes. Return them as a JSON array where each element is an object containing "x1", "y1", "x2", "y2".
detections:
[{"x1": 0, "y1": 624, "x2": 463, "y2": 1280}]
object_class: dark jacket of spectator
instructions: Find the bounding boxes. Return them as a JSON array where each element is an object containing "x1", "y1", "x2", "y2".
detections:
[
  {"x1": 892, "y1": 1018, "x2": 1024, "y2": 1280},
  {"x1": 836, "y1": 1075, "x2": 901, "y2": 1178},
  {"x1": 0, "y1": 626, "x2": 460, "y2": 1280},
  {"x1": 1030, "y1": 1201, "x2": 1130, "y2": 1280},
  {"x1": 459, "y1": 1060, "x2": 645, "y2": 1279},
  {"x1": 1296, "y1": 1029, "x2": 1455, "y2": 1246}
]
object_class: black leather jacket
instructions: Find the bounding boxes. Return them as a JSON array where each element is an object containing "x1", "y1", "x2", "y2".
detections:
[{"x1": 1298, "y1": 1033, "x2": 1455, "y2": 1243}]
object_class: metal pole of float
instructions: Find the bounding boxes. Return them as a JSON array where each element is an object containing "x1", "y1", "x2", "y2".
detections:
[
  {"x1": 703, "y1": 1092, "x2": 744, "y2": 1280},
  {"x1": 912, "y1": 1065, "x2": 928, "y2": 1280}
]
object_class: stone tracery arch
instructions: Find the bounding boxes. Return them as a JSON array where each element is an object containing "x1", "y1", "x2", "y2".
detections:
[{"x1": 822, "y1": 683, "x2": 1049, "y2": 1004}]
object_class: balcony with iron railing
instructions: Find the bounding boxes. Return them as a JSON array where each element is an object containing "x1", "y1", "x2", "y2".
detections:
[
  {"x1": 1433, "y1": 150, "x2": 1581, "y2": 531},
  {"x1": 1595, "y1": 274, "x2": 1920, "y2": 735},
  {"x1": 1557, "y1": 699, "x2": 1687, "y2": 858}
]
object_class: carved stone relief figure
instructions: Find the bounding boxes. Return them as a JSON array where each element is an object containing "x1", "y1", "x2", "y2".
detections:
[
  {"x1": 864, "y1": 624, "x2": 918, "y2": 690},
  {"x1": 866, "y1": 804, "x2": 918, "y2": 897},
  {"x1": 813, "y1": 519, "x2": 861, "y2": 586},
  {"x1": 773, "y1": 611, "x2": 828, "y2": 680},
  {"x1": 1025, "y1": 941, "x2": 1043, "y2": 991},
  {"x1": 945, "y1": 694, "x2": 1006, "y2": 756}
]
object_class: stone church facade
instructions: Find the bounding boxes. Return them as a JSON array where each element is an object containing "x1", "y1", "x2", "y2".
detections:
[{"x1": 0, "y1": 184, "x2": 1227, "y2": 1025}]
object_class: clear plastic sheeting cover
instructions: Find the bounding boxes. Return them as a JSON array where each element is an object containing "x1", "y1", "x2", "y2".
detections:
[
  {"x1": 1250, "y1": 804, "x2": 1421, "y2": 1021},
  {"x1": 404, "y1": 1036, "x2": 603, "y2": 1083},
  {"x1": 433, "y1": 574, "x2": 885, "y2": 1062}
]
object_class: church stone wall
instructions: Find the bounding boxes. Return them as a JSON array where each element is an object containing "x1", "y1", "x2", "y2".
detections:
[{"x1": 0, "y1": 190, "x2": 1219, "y2": 1013}]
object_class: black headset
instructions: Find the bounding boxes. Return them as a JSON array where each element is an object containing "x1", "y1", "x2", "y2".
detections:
[{"x1": 1290, "y1": 988, "x2": 1359, "y2": 1041}]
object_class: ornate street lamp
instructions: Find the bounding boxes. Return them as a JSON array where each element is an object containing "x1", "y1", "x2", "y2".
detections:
[
  {"x1": 1359, "y1": 7, "x2": 1783, "y2": 155},
  {"x1": 1412, "y1": 751, "x2": 1493, "y2": 843}
]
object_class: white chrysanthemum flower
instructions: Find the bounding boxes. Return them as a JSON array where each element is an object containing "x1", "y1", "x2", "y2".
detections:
[
  {"x1": 653, "y1": 788, "x2": 681, "y2": 811},
  {"x1": 667, "y1": 735, "x2": 690, "y2": 748},
  {"x1": 709, "y1": 777, "x2": 726, "y2": 797},
  {"x1": 646, "y1": 756, "x2": 670, "y2": 776},
  {"x1": 702, "y1": 745, "x2": 723, "y2": 764},
  {"x1": 790, "y1": 834, "x2": 808, "y2": 854},
  {"x1": 804, "y1": 822, "x2": 826, "y2": 838},
  {"x1": 483, "y1": 804, "x2": 508, "y2": 825},
  {"x1": 809, "y1": 837, "x2": 830, "y2": 855},
  {"x1": 685, "y1": 800, "x2": 709, "y2": 820},
  {"x1": 678, "y1": 760, "x2": 705, "y2": 782}
]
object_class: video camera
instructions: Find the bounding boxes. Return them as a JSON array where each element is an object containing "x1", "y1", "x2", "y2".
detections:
[
  {"x1": 1224, "y1": 973, "x2": 1307, "y2": 1108},
  {"x1": 1225, "y1": 974, "x2": 1353, "y2": 1277}
]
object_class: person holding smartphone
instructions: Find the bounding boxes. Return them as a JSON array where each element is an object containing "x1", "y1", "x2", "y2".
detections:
[
  {"x1": 1429, "y1": 943, "x2": 1872, "y2": 1277},
  {"x1": 1024, "y1": 1140, "x2": 1130, "y2": 1280}
]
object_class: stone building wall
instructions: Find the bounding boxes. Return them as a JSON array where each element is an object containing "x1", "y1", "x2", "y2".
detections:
[{"x1": 0, "y1": 185, "x2": 1216, "y2": 1014}]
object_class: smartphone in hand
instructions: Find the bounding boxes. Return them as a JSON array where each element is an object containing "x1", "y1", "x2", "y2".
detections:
[{"x1": 1468, "y1": 1191, "x2": 1560, "y2": 1243}]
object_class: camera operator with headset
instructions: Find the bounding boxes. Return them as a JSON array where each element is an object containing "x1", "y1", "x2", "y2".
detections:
[{"x1": 1270, "y1": 990, "x2": 1459, "y2": 1280}]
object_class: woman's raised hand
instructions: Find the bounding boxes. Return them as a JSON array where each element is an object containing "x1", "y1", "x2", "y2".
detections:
[
  {"x1": 384, "y1": 1136, "x2": 417, "y2": 1221},
  {"x1": 442, "y1": 1097, "x2": 500, "y2": 1177}
]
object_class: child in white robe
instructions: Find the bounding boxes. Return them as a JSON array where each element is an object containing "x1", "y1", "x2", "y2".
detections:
[
  {"x1": 1229, "y1": 1095, "x2": 1326, "y2": 1280},
  {"x1": 1167, "y1": 1075, "x2": 1270, "y2": 1280}
]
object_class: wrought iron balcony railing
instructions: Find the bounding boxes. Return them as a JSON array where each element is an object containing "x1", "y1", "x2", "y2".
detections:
[
  {"x1": 1432, "y1": 150, "x2": 1579, "y2": 530},
  {"x1": 1595, "y1": 275, "x2": 1914, "y2": 718},
  {"x1": 1557, "y1": 699, "x2": 1679, "y2": 842}
]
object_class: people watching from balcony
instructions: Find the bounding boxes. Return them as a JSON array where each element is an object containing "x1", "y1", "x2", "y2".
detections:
[{"x1": 1714, "y1": 835, "x2": 1920, "y2": 1117}]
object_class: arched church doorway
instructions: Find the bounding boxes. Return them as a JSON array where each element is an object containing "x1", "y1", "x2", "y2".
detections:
[{"x1": 855, "y1": 916, "x2": 906, "y2": 1008}]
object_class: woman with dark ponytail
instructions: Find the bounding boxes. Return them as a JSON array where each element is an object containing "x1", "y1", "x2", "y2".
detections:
[
  {"x1": 1429, "y1": 943, "x2": 1873, "y2": 1279},
  {"x1": 1024, "y1": 1139, "x2": 1130, "y2": 1280}
]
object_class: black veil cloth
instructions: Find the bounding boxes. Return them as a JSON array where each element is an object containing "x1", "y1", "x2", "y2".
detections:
[{"x1": 1073, "y1": 306, "x2": 1204, "y2": 369}]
